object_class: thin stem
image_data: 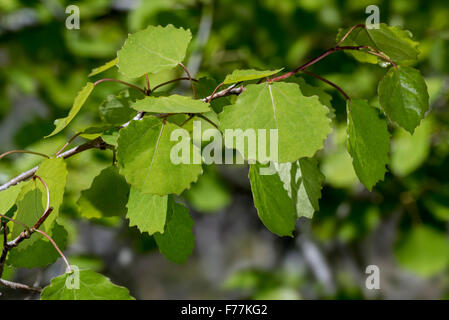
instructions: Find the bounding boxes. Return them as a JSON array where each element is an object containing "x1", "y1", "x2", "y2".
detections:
[
  {"x1": 179, "y1": 62, "x2": 197, "y2": 99},
  {"x1": 207, "y1": 82, "x2": 224, "y2": 103},
  {"x1": 33, "y1": 175, "x2": 50, "y2": 213},
  {"x1": 55, "y1": 132, "x2": 81, "y2": 157},
  {"x1": 145, "y1": 73, "x2": 150, "y2": 93},
  {"x1": 152, "y1": 77, "x2": 198, "y2": 92},
  {"x1": 34, "y1": 229, "x2": 71, "y2": 273},
  {"x1": 180, "y1": 114, "x2": 194, "y2": 127},
  {"x1": 197, "y1": 114, "x2": 219, "y2": 129},
  {"x1": 0, "y1": 214, "x2": 30, "y2": 231},
  {"x1": 94, "y1": 78, "x2": 147, "y2": 95},
  {"x1": 0, "y1": 150, "x2": 49, "y2": 160},
  {"x1": 336, "y1": 23, "x2": 365, "y2": 45},
  {"x1": 271, "y1": 46, "x2": 363, "y2": 82},
  {"x1": 301, "y1": 70, "x2": 350, "y2": 100}
]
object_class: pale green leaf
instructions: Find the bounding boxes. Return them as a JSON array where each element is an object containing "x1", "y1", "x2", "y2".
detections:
[
  {"x1": 11, "y1": 158, "x2": 67, "y2": 248},
  {"x1": 117, "y1": 117, "x2": 203, "y2": 195},
  {"x1": 395, "y1": 226, "x2": 449, "y2": 277},
  {"x1": 0, "y1": 183, "x2": 23, "y2": 215},
  {"x1": 154, "y1": 200, "x2": 195, "y2": 264},
  {"x1": 223, "y1": 68, "x2": 284, "y2": 84},
  {"x1": 117, "y1": 25, "x2": 191, "y2": 78},
  {"x1": 337, "y1": 24, "x2": 420, "y2": 65},
  {"x1": 219, "y1": 82, "x2": 331, "y2": 163},
  {"x1": 248, "y1": 163, "x2": 296, "y2": 237},
  {"x1": 391, "y1": 117, "x2": 432, "y2": 176},
  {"x1": 77, "y1": 166, "x2": 130, "y2": 219},
  {"x1": 41, "y1": 269, "x2": 135, "y2": 300},
  {"x1": 132, "y1": 94, "x2": 211, "y2": 114},
  {"x1": 126, "y1": 186, "x2": 167, "y2": 235},
  {"x1": 378, "y1": 66, "x2": 429, "y2": 133},
  {"x1": 46, "y1": 82, "x2": 95, "y2": 137},
  {"x1": 34, "y1": 158, "x2": 67, "y2": 228},
  {"x1": 88, "y1": 57, "x2": 118, "y2": 77},
  {"x1": 7, "y1": 222, "x2": 68, "y2": 268},
  {"x1": 347, "y1": 99, "x2": 390, "y2": 191},
  {"x1": 276, "y1": 157, "x2": 324, "y2": 219}
]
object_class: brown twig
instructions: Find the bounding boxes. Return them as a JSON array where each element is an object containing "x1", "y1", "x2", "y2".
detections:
[
  {"x1": 55, "y1": 132, "x2": 81, "y2": 157},
  {"x1": 94, "y1": 78, "x2": 147, "y2": 95},
  {"x1": 0, "y1": 150, "x2": 49, "y2": 160},
  {"x1": 179, "y1": 62, "x2": 197, "y2": 99},
  {"x1": 300, "y1": 70, "x2": 350, "y2": 100},
  {"x1": 152, "y1": 77, "x2": 198, "y2": 92}
]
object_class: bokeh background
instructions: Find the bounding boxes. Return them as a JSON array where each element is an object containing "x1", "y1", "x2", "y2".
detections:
[{"x1": 1, "y1": 0, "x2": 449, "y2": 299}]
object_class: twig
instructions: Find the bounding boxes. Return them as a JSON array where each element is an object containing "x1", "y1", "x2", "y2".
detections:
[
  {"x1": 0, "y1": 150, "x2": 49, "y2": 160},
  {"x1": 301, "y1": 70, "x2": 350, "y2": 100},
  {"x1": 179, "y1": 62, "x2": 197, "y2": 99},
  {"x1": 336, "y1": 24, "x2": 366, "y2": 46},
  {"x1": 145, "y1": 73, "x2": 150, "y2": 94},
  {"x1": 202, "y1": 83, "x2": 244, "y2": 102},
  {"x1": 94, "y1": 78, "x2": 147, "y2": 95},
  {"x1": 0, "y1": 279, "x2": 42, "y2": 293},
  {"x1": 0, "y1": 137, "x2": 109, "y2": 192},
  {"x1": 33, "y1": 175, "x2": 50, "y2": 212},
  {"x1": 207, "y1": 82, "x2": 224, "y2": 103},
  {"x1": 55, "y1": 132, "x2": 81, "y2": 157},
  {"x1": 152, "y1": 77, "x2": 198, "y2": 92}
]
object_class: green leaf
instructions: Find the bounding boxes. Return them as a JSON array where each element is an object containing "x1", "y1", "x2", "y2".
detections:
[
  {"x1": 132, "y1": 94, "x2": 211, "y2": 114},
  {"x1": 41, "y1": 269, "x2": 134, "y2": 300},
  {"x1": 154, "y1": 200, "x2": 195, "y2": 264},
  {"x1": 223, "y1": 68, "x2": 284, "y2": 84},
  {"x1": 7, "y1": 222, "x2": 68, "y2": 268},
  {"x1": 45, "y1": 82, "x2": 95, "y2": 137},
  {"x1": 337, "y1": 24, "x2": 420, "y2": 65},
  {"x1": 0, "y1": 183, "x2": 23, "y2": 215},
  {"x1": 346, "y1": 99, "x2": 390, "y2": 191},
  {"x1": 336, "y1": 27, "x2": 378, "y2": 64},
  {"x1": 11, "y1": 158, "x2": 67, "y2": 247},
  {"x1": 219, "y1": 82, "x2": 331, "y2": 163},
  {"x1": 289, "y1": 77, "x2": 335, "y2": 118},
  {"x1": 88, "y1": 57, "x2": 118, "y2": 77},
  {"x1": 395, "y1": 226, "x2": 449, "y2": 278},
  {"x1": 391, "y1": 117, "x2": 432, "y2": 176},
  {"x1": 34, "y1": 158, "x2": 67, "y2": 228},
  {"x1": 77, "y1": 166, "x2": 130, "y2": 219},
  {"x1": 248, "y1": 163, "x2": 296, "y2": 237},
  {"x1": 117, "y1": 25, "x2": 191, "y2": 78},
  {"x1": 378, "y1": 66, "x2": 429, "y2": 133},
  {"x1": 126, "y1": 186, "x2": 167, "y2": 235},
  {"x1": 367, "y1": 24, "x2": 420, "y2": 65},
  {"x1": 99, "y1": 90, "x2": 139, "y2": 125},
  {"x1": 11, "y1": 182, "x2": 45, "y2": 248},
  {"x1": 117, "y1": 117, "x2": 203, "y2": 195},
  {"x1": 276, "y1": 157, "x2": 324, "y2": 219}
]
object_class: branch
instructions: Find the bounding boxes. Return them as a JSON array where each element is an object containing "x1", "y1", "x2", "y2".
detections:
[
  {"x1": 152, "y1": 77, "x2": 198, "y2": 92},
  {"x1": 0, "y1": 279, "x2": 42, "y2": 293},
  {"x1": 301, "y1": 70, "x2": 350, "y2": 100},
  {"x1": 0, "y1": 137, "x2": 109, "y2": 192}
]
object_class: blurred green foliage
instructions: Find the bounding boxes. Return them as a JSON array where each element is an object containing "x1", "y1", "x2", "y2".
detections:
[{"x1": 1, "y1": 0, "x2": 449, "y2": 299}]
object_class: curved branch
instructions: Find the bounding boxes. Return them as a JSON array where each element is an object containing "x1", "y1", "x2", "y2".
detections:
[{"x1": 0, "y1": 150, "x2": 49, "y2": 160}]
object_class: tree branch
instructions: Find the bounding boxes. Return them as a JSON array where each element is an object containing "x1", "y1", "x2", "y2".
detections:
[
  {"x1": 0, "y1": 137, "x2": 109, "y2": 192},
  {"x1": 0, "y1": 279, "x2": 42, "y2": 293}
]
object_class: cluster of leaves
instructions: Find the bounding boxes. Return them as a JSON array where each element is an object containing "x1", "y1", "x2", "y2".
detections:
[{"x1": 0, "y1": 21, "x2": 432, "y2": 300}]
